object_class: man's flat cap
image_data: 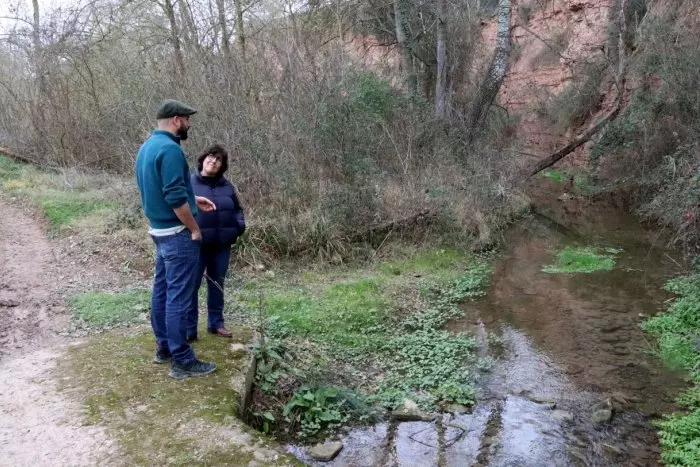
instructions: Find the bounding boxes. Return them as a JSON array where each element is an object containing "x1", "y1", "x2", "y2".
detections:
[{"x1": 156, "y1": 99, "x2": 197, "y2": 119}]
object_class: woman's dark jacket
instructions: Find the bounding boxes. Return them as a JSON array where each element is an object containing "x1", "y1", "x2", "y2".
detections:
[{"x1": 191, "y1": 172, "x2": 246, "y2": 246}]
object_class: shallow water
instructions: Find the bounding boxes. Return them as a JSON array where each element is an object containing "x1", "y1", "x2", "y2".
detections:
[{"x1": 290, "y1": 199, "x2": 687, "y2": 466}]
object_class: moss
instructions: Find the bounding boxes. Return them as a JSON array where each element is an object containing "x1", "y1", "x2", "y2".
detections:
[{"x1": 57, "y1": 323, "x2": 296, "y2": 465}]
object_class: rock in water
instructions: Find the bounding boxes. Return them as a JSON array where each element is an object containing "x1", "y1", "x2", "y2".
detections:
[
  {"x1": 392, "y1": 399, "x2": 434, "y2": 421},
  {"x1": 591, "y1": 409, "x2": 613, "y2": 423},
  {"x1": 307, "y1": 441, "x2": 343, "y2": 461},
  {"x1": 446, "y1": 403, "x2": 470, "y2": 414},
  {"x1": 551, "y1": 410, "x2": 574, "y2": 422}
]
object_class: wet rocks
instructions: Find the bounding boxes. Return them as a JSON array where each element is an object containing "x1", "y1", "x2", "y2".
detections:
[
  {"x1": 392, "y1": 399, "x2": 434, "y2": 421},
  {"x1": 445, "y1": 403, "x2": 471, "y2": 414},
  {"x1": 551, "y1": 410, "x2": 574, "y2": 422},
  {"x1": 591, "y1": 408, "x2": 613, "y2": 423},
  {"x1": 603, "y1": 443, "x2": 624, "y2": 456},
  {"x1": 229, "y1": 343, "x2": 247, "y2": 357},
  {"x1": 591, "y1": 399, "x2": 615, "y2": 423},
  {"x1": 601, "y1": 324, "x2": 623, "y2": 334},
  {"x1": 528, "y1": 396, "x2": 557, "y2": 409},
  {"x1": 307, "y1": 441, "x2": 343, "y2": 461}
]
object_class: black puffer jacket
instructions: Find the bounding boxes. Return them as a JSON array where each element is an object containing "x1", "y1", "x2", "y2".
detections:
[{"x1": 191, "y1": 173, "x2": 246, "y2": 246}]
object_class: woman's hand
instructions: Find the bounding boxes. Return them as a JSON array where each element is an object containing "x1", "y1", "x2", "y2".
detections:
[{"x1": 195, "y1": 196, "x2": 216, "y2": 212}]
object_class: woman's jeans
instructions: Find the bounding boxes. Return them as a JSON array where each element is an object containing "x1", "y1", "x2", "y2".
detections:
[
  {"x1": 188, "y1": 245, "x2": 232, "y2": 336},
  {"x1": 150, "y1": 229, "x2": 200, "y2": 364}
]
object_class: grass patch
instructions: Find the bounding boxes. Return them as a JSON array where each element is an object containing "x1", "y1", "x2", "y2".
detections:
[
  {"x1": 250, "y1": 279, "x2": 387, "y2": 348},
  {"x1": 540, "y1": 169, "x2": 596, "y2": 194},
  {"x1": 0, "y1": 154, "x2": 128, "y2": 230},
  {"x1": 70, "y1": 289, "x2": 151, "y2": 326},
  {"x1": 237, "y1": 248, "x2": 491, "y2": 439},
  {"x1": 642, "y1": 273, "x2": 700, "y2": 466},
  {"x1": 542, "y1": 169, "x2": 565, "y2": 183},
  {"x1": 542, "y1": 246, "x2": 621, "y2": 274},
  {"x1": 59, "y1": 324, "x2": 295, "y2": 465},
  {"x1": 39, "y1": 194, "x2": 116, "y2": 227}
]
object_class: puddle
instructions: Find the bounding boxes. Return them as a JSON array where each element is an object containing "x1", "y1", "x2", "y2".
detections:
[{"x1": 289, "y1": 199, "x2": 687, "y2": 466}]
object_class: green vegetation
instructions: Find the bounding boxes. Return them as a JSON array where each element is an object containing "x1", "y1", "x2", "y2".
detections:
[
  {"x1": 591, "y1": 10, "x2": 700, "y2": 249},
  {"x1": 0, "y1": 154, "x2": 131, "y2": 231},
  {"x1": 539, "y1": 169, "x2": 595, "y2": 194},
  {"x1": 238, "y1": 248, "x2": 491, "y2": 439},
  {"x1": 70, "y1": 289, "x2": 151, "y2": 327},
  {"x1": 542, "y1": 246, "x2": 621, "y2": 274},
  {"x1": 642, "y1": 273, "x2": 700, "y2": 466},
  {"x1": 542, "y1": 169, "x2": 565, "y2": 183},
  {"x1": 59, "y1": 324, "x2": 295, "y2": 465}
]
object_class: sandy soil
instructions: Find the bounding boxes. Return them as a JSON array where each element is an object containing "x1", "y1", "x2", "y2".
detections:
[{"x1": 0, "y1": 200, "x2": 117, "y2": 466}]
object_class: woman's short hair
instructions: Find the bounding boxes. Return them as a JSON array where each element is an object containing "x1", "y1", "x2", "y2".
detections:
[{"x1": 197, "y1": 144, "x2": 229, "y2": 175}]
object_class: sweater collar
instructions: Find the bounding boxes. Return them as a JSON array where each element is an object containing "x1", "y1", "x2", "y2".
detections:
[{"x1": 152, "y1": 129, "x2": 181, "y2": 145}]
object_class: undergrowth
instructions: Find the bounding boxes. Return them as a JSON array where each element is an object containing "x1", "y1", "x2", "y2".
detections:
[
  {"x1": 643, "y1": 272, "x2": 700, "y2": 466},
  {"x1": 237, "y1": 248, "x2": 492, "y2": 440}
]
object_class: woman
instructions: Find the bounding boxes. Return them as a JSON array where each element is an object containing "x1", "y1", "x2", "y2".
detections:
[{"x1": 187, "y1": 144, "x2": 246, "y2": 340}]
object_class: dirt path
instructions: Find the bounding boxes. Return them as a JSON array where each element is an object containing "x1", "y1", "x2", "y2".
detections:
[{"x1": 0, "y1": 200, "x2": 117, "y2": 466}]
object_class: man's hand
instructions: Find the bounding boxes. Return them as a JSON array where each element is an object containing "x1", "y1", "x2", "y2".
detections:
[
  {"x1": 195, "y1": 196, "x2": 216, "y2": 212},
  {"x1": 191, "y1": 229, "x2": 202, "y2": 242}
]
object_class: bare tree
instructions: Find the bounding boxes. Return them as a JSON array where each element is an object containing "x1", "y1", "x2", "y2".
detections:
[
  {"x1": 435, "y1": 0, "x2": 448, "y2": 118},
  {"x1": 234, "y1": 0, "x2": 246, "y2": 59},
  {"x1": 159, "y1": 0, "x2": 186, "y2": 80},
  {"x1": 394, "y1": 0, "x2": 417, "y2": 96},
  {"x1": 214, "y1": 0, "x2": 231, "y2": 60},
  {"x1": 466, "y1": 0, "x2": 511, "y2": 141}
]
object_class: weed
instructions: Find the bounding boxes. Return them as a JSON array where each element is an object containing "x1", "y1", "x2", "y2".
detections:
[
  {"x1": 283, "y1": 386, "x2": 350, "y2": 438},
  {"x1": 542, "y1": 246, "x2": 621, "y2": 274}
]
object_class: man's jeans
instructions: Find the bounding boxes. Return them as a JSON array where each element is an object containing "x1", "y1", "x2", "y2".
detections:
[
  {"x1": 151, "y1": 229, "x2": 200, "y2": 365},
  {"x1": 188, "y1": 245, "x2": 232, "y2": 336}
]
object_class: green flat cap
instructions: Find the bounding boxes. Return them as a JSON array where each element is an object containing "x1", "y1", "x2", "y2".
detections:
[{"x1": 156, "y1": 99, "x2": 197, "y2": 119}]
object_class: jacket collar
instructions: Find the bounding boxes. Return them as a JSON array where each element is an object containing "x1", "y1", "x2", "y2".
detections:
[
  {"x1": 152, "y1": 129, "x2": 181, "y2": 145},
  {"x1": 195, "y1": 172, "x2": 225, "y2": 186}
]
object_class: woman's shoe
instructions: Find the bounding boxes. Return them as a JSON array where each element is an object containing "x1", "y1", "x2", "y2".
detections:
[{"x1": 207, "y1": 327, "x2": 233, "y2": 338}]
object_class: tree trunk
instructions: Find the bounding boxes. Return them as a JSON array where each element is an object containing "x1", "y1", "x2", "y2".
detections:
[
  {"x1": 435, "y1": 0, "x2": 448, "y2": 118},
  {"x1": 466, "y1": 0, "x2": 511, "y2": 142},
  {"x1": 31, "y1": 0, "x2": 47, "y2": 99},
  {"x1": 394, "y1": 0, "x2": 417, "y2": 96},
  {"x1": 178, "y1": 0, "x2": 202, "y2": 56},
  {"x1": 234, "y1": 0, "x2": 246, "y2": 59},
  {"x1": 215, "y1": 0, "x2": 231, "y2": 61},
  {"x1": 161, "y1": 0, "x2": 186, "y2": 81}
]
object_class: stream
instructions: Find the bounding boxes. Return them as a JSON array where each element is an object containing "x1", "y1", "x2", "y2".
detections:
[{"x1": 289, "y1": 191, "x2": 687, "y2": 466}]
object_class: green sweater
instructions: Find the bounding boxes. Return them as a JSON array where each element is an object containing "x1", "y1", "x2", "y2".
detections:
[{"x1": 135, "y1": 130, "x2": 198, "y2": 229}]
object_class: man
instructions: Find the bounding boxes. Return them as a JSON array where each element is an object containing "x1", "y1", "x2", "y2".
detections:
[{"x1": 135, "y1": 99, "x2": 217, "y2": 379}]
